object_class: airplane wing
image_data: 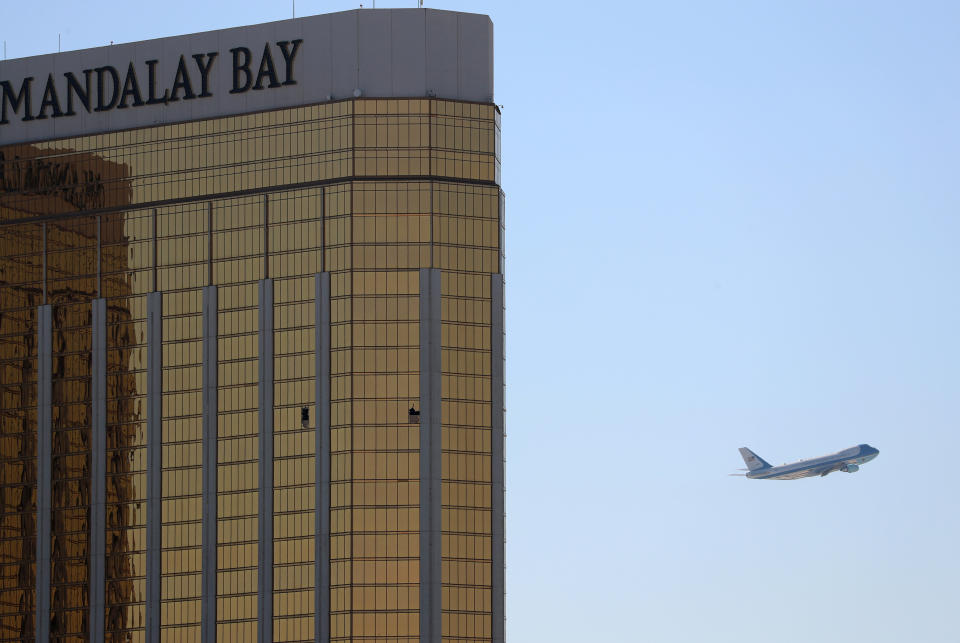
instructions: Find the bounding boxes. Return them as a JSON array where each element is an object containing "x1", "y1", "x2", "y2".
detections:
[{"x1": 818, "y1": 462, "x2": 845, "y2": 477}]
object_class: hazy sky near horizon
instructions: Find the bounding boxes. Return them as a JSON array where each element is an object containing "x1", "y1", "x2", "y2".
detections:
[{"x1": 3, "y1": 2, "x2": 959, "y2": 641}]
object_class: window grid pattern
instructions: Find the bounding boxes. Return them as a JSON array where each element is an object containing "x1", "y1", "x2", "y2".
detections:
[
  {"x1": 436, "y1": 183, "x2": 499, "y2": 643},
  {"x1": 429, "y1": 101, "x2": 499, "y2": 184},
  {"x1": 0, "y1": 222, "x2": 42, "y2": 642},
  {"x1": 339, "y1": 260, "x2": 423, "y2": 643},
  {"x1": 49, "y1": 298, "x2": 92, "y2": 642},
  {"x1": 270, "y1": 190, "x2": 321, "y2": 642},
  {"x1": 159, "y1": 275, "x2": 204, "y2": 637},
  {"x1": 326, "y1": 185, "x2": 357, "y2": 641},
  {"x1": 47, "y1": 215, "x2": 98, "y2": 642},
  {"x1": 0, "y1": 97, "x2": 502, "y2": 642},
  {"x1": 1, "y1": 99, "x2": 499, "y2": 219},
  {"x1": 213, "y1": 197, "x2": 262, "y2": 640},
  {"x1": 102, "y1": 208, "x2": 152, "y2": 641}
]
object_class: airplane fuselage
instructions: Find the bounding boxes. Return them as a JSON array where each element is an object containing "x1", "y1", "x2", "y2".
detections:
[{"x1": 746, "y1": 444, "x2": 879, "y2": 480}]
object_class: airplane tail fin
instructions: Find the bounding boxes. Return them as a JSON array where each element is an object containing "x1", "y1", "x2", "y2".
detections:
[{"x1": 739, "y1": 447, "x2": 772, "y2": 471}]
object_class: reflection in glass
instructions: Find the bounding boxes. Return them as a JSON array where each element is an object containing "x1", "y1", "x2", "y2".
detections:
[{"x1": 0, "y1": 97, "x2": 502, "y2": 642}]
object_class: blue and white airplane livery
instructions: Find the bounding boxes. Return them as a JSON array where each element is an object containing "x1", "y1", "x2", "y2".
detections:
[{"x1": 737, "y1": 444, "x2": 879, "y2": 480}]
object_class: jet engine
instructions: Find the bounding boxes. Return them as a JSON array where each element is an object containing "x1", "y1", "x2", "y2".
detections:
[{"x1": 840, "y1": 463, "x2": 860, "y2": 473}]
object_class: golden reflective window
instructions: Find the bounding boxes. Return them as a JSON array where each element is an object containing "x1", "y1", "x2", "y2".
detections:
[{"x1": 1, "y1": 96, "x2": 501, "y2": 642}]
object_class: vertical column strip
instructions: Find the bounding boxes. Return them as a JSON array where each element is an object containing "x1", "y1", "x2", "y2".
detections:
[
  {"x1": 201, "y1": 286, "x2": 218, "y2": 643},
  {"x1": 35, "y1": 305, "x2": 52, "y2": 643},
  {"x1": 90, "y1": 298, "x2": 107, "y2": 642},
  {"x1": 258, "y1": 279, "x2": 275, "y2": 643},
  {"x1": 315, "y1": 272, "x2": 331, "y2": 643},
  {"x1": 490, "y1": 274, "x2": 505, "y2": 643},
  {"x1": 145, "y1": 292, "x2": 163, "y2": 643},
  {"x1": 419, "y1": 268, "x2": 442, "y2": 643}
]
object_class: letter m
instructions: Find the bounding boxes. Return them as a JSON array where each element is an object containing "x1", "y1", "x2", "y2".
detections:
[{"x1": 1, "y1": 78, "x2": 35, "y2": 124}]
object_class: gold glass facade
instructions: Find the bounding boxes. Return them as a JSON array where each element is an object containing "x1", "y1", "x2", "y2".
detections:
[{"x1": 0, "y1": 97, "x2": 502, "y2": 642}]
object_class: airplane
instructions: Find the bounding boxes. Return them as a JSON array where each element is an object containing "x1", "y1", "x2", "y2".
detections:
[{"x1": 735, "y1": 444, "x2": 879, "y2": 480}]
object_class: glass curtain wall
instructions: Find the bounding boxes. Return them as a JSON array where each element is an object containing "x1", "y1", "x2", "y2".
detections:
[
  {"x1": 0, "y1": 220, "x2": 42, "y2": 641},
  {"x1": 0, "y1": 97, "x2": 501, "y2": 643}
]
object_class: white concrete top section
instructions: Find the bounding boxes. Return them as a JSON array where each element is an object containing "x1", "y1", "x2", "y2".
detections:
[{"x1": 0, "y1": 9, "x2": 493, "y2": 146}]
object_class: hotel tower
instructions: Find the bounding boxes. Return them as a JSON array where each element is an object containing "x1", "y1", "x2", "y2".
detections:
[{"x1": 0, "y1": 9, "x2": 504, "y2": 642}]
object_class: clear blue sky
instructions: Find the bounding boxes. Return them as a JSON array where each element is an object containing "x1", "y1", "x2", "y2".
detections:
[{"x1": 4, "y1": 2, "x2": 959, "y2": 641}]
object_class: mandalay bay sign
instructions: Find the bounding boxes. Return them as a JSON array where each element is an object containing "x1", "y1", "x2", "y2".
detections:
[
  {"x1": 0, "y1": 9, "x2": 495, "y2": 146},
  {"x1": 0, "y1": 41, "x2": 303, "y2": 125}
]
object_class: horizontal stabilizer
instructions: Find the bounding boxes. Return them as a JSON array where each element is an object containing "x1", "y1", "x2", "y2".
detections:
[{"x1": 739, "y1": 447, "x2": 772, "y2": 471}]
